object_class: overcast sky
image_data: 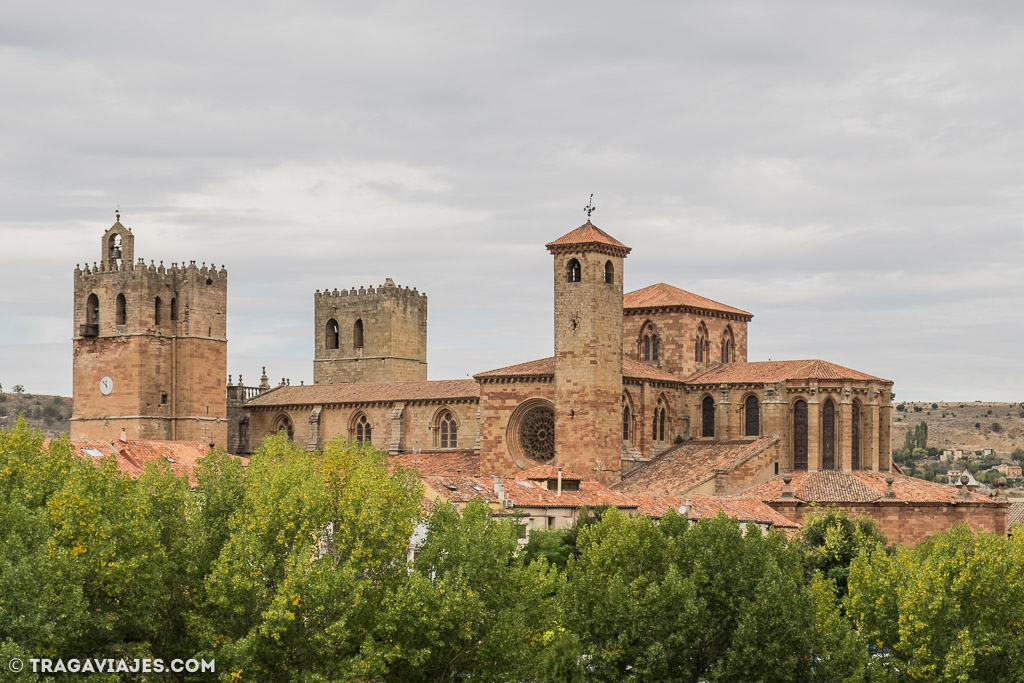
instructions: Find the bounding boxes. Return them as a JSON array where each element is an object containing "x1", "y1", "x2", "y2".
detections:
[{"x1": 2, "y1": 1, "x2": 1022, "y2": 402}]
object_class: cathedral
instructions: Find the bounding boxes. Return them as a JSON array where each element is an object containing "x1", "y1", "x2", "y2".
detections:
[{"x1": 69, "y1": 215, "x2": 1007, "y2": 545}]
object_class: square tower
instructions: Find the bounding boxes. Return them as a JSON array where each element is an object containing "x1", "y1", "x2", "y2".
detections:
[
  {"x1": 546, "y1": 221, "x2": 631, "y2": 484},
  {"x1": 313, "y1": 278, "x2": 427, "y2": 384},
  {"x1": 71, "y1": 218, "x2": 228, "y2": 445}
]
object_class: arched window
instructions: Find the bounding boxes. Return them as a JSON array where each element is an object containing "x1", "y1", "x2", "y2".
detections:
[
  {"x1": 822, "y1": 399, "x2": 836, "y2": 470},
  {"x1": 115, "y1": 293, "x2": 126, "y2": 325},
  {"x1": 721, "y1": 326, "x2": 735, "y2": 363},
  {"x1": 695, "y1": 322, "x2": 709, "y2": 364},
  {"x1": 851, "y1": 400, "x2": 861, "y2": 470},
  {"x1": 640, "y1": 322, "x2": 659, "y2": 363},
  {"x1": 326, "y1": 318, "x2": 339, "y2": 350},
  {"x1": 604, "y1": 260, "x2": 614, "y2": 283},
  {"x1": 438, "y1": 411, "x2": 458, "y2": 449},
  {"x1": 744, "y1": 395, "x2": 760, "y2": 437},
  {"x1": 275, "y1": 415, "x2": 294, "y2": 441},
  {"x1": 622, "y1": 399, "x2": 632, "y2": 442},
  {"x1": 355, "y1": 414, "x2": 372, "y2": 444},
  {"x1": 701, "y1": 395, "x2": 715, "y2": 438},
  {"x1": 353, "y1": 319, "x2": 364, "y2": 349},
  {"x1": 652, "y1": 397, "x2": 668, "y2": 442},
  {"x1": 170, "y1": 297, "x2": 178, "y2": 322},
  {"x1": 643, "y1": 336, "x2": 651, "y2": 361},
  {"x1": 793, "y1": 400, "x2": 808, "y2": 470},
  {"x1": 154, "y1": 297, "x2": 162, "y2": 326},
  {"x1": 567, "y1": 258, "x2": 581, "y2": 283},
  {"x1": 86, "y1": 293, "x2": 100, "y2": 326}
]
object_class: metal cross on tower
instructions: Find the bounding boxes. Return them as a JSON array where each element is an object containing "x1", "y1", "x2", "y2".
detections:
[{"x1": 584, "y1": 194, "x2": 596, "y2": 219}]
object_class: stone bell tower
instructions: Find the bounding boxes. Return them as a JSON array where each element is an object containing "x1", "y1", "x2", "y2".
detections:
[
  {"x1": 546, "y1": 219, "x2": 631, "y2": 484},
  {"x1": 70, "y1": 214, "x2": 228, "y2": 445}
]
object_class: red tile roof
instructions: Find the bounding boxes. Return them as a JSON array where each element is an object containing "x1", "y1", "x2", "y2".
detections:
[
  {"x1": 475, "y1": 357, "x2": 554, "y2": 379},
  {"x1": 745, "y1": 470, "x2": 996, "y2": 505},
  {"x1": 516, "y1": 464, "x2": 584, "y2": 482},
  {"x1": 390, "y1": 451, "x2": 482, "y2": 477},
  {"x1": 624, "y1": 282, "x2": 752, "y2": 318},
  {"x1": 623, "y1": 357, "x2": 683, "y2": 383},
  {"x1": 422, "y1": 474, "x2": 640, "y2": 510},
  {"x1": 614, "y1": 436, "x2": 780, "y2": 496},
  {"x1": 246, "y1": 379, "x2": 480, "y2": 407},
  {"x1": 475, "y1": 356, "x2": 681, "y2": 383},
  {"x1": 684, "y1": 359, "x2": 889, "y2": 384},
  {"x1": 545, "y1": 221, "x2": 631, "y2": 253},
  {"x1": 632, "y1": 494, "x2": 800, "y2": 529},
  {"x1": 63, "y1": 438, "x2": 242, "y2": 486}
]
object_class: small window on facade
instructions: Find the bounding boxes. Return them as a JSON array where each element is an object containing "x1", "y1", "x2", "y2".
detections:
[
  {"x1": 604, "y1": 260, "x2": 614, "y2": 283},
  {"x1": 567, "y1": 258, "x2": 581, "y2": 283},
  {"x1": 439, "y1": 411, "x2": 458, "y2": 448},
  {"x1": 701, "y1": 395, "x2": 715, "y2": 438},
  {"x1": 659, "y1": 404, "x2": 666, "y2": 441},
  {"x1": 355, "y1": 414, "x2": 372, "y2": 444},
  {"x1": 851, "y1": 400, "x2": 861, "y2": 470},
  {"x1": 170, "y1": 297, "x2": 178, "y2": 321},
  {"x1": 353, "y1": 319, "x2": 364, "y2": 349},
  {"x1": 822, "y1": 399, "x2": 836, "y2": 470},
  {"x1": 326, "y1": 318, "x2": 339, "y2": 350},
  {"x1": 276, "y1": 415, "x2": 294, "y2": 441},
  {"x1": 87, "y1": 293, "x2": 100, "y2": 326},
  {"x1": 115, "y1": 293, "x2": 126, "y2": 325},
  {"x1": 161, "y1": 393, "x2": 168, "y2": 404},
  {"x1": 622, "y1": 404, "x2": 631, "y2": 441},
  {"x1": 744, "y1": 395, "x2": 759, "y2": 437},
  {"x1": 154, "y1": 297, "x2": 162, "y2": 326},
  {"x1": 793, "y1": 400, "x2": 808, "y2": 470}
]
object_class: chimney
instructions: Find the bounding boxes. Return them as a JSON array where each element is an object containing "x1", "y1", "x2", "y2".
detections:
[
  {"x1": 780, "y1": 472, "x2": 794, "y2": 499},
  {"x1": 120, "y1": 427, "x2": 127, "y2": 441},
  {"x1": 492, "y1": 475, "x2": 504, "y2": 501},
  {"x1": 557, "y1": 467, "x2": 563, "y2": 496}
]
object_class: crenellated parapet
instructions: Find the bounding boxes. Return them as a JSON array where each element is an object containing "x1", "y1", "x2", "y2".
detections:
[{"x1": 313, "y1": 277, "x2": 428, "y2": 385}]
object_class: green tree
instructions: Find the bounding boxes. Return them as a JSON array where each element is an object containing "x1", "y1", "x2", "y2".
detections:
[
  {"x1": 797, "y1": 509, "x2": 888, "y2": 599},
  {"x1": 559, "y1": 510, "x2": 866, "y2": 681},
  {"x1": 847, "y1": 525, "x2": 1024, "y2": 681},
  {"x1": 11, "y1": 385, "x2": 23, "y2": 393},
  {"x1": 1011, "y1": 448, "x2": 1024, "y2": 470}
]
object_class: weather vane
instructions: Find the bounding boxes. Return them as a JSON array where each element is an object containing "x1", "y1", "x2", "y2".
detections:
[
  {"x1": 584, "y1": 193, "x2": 596, "y2": 219},
  {"x1": 115, "y1": 205, "x2": 121, "y2": 222}
]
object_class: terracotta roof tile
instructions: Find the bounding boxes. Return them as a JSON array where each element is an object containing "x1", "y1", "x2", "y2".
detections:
[
  {"x1": 684, "y1": 359, "x2": 889, "y2": 384},
  {"x1": 545, "y1": 221, "x2": 630, "y2": 252},
  {"x1": 516, "y1": 464, "x2": 585, "y2": 482},
  {"x1": 422, "y1": 474, "x2": 640, "y2": 510},
  {"x1": 624, "y1": 282, "x2": 752, "y2": 318},
  {"x1": 746, "y1": 470, "x2": 996, "y2": 505},
  {"x1": 246, "y1": 379, "x2": 480, "y2": 407},
  {"x1": 476, "y1": 356, "x2": 681, "y2": 383},
  {"x1": 632, "y1": 494, "x2": 800, "y2": 529},
  {"x1": 63, "y1": 438, "x2": 240, "y2": 487},
  {"x1": 475, "y1": 357, "x2": 554, "y2": 379},
  {"x1": 614, "y1": 436, "x2": 780, "y2": 496},
  {"x1": 390, "y1": 451, "x2": 482, "y2": 477},
  {"x1": 623, "y1": 357, "x2": 683, "y2": 383}
]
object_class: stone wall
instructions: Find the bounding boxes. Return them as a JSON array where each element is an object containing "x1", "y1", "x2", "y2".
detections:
[
  {"x1": 71, "y1": 227, "x2": 227, "y2": 447},
  {"x1": 313, "y1": 279, "x2": 427, "y2": 384},
  {"x1": 623, "y1": 308, "x2": 748, "y2": 378},
  {"x1": 478, "y1": 378, "x2": 556, "y2": 476},
  {"x1": 770, "y1": 500, "x2": 1008, "y2": 546}
]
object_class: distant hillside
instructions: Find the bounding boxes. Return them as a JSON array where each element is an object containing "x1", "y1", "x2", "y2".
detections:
[
  {"x1": 893, "y1": 401, "x2": 1024, "y2": 455},
  {"x1": 0, "y1": 392, "x2": 72, "y2": 438}
]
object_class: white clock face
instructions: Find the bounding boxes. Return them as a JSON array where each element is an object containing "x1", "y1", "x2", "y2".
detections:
[{"x1": 100, "y1": 376, "x2": 114, "y2": 395}]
